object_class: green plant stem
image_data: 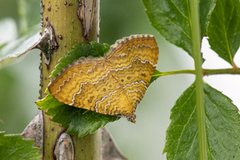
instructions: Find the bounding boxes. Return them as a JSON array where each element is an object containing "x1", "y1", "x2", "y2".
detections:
[
  {"x1": 190, "y1": 0, "x2": 207, "y2": 159},
  {"x1": 17, "y1": 0, "x2": 28, "y2": 35},
  {"x1": 152, "y1": 68, "x2": 240, "y2": 77}
]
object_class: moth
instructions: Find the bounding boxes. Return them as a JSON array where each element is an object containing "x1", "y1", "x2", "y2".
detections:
[{"x1": 48, "y1": 35, "x2": 159, "y2": 123}]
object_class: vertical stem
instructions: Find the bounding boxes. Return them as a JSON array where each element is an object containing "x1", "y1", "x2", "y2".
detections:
[
  {"x1": 18, "y1": 0, "x2": 28, "y2": 35},
  {"x1": 189, "y1": 0, "x2": 207, "y2": 159},
  {"x1": 41, "y1": 0, "x2": 100, "y2": 159}
]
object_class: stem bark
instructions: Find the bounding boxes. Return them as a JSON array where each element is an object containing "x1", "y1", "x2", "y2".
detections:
[{"x1": 41, "y1": 0, "x2": 100, "y2": 159}]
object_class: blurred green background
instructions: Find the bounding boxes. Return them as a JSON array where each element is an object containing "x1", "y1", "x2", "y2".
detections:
[{"x1": 0, "y1": 0, "x2": 194, "y2": 159}]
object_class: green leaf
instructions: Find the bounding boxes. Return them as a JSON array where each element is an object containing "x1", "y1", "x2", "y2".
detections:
[
  {"x1": 36, "y1": 89, "x2": 119, "y2": 138},
  {"x1": 48, "y1": 105, "x2": 119, "y2": 137},
  {"x1": 208, "y1": 0, "x2": 240, "y2": 66},
  {"x1": 36, "y1": 42, "x2": 118, "y2": 138},
  {"x1": 0, "y1": 132, "x2": 40, "y2": 160},
  {"x1": 35, "y1": 89, "x2": 63, "y2": 110},
  {"x1": 199, "y1": 0, "x2": 216, "y2": 37},
  {"x1": 163, "y1": 82, "x2": 240, "y2": 159},
  {"x1": 149, "y1": 69, "x2": 161, "y2": 85},
  {"x1": 0, "y1": 0, "x2": 41, "y2": 68},
  {"x1": 142, "y1": 0, "x2": 215, "y2": 57},
  {"x1": 0, "y1": 25, "x2": 41, "y2": 68}
]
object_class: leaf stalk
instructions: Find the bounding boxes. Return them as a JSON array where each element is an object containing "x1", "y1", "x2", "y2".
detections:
[{"x1": 153, "y1": 68, "x2": 240, "y2": 77}]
